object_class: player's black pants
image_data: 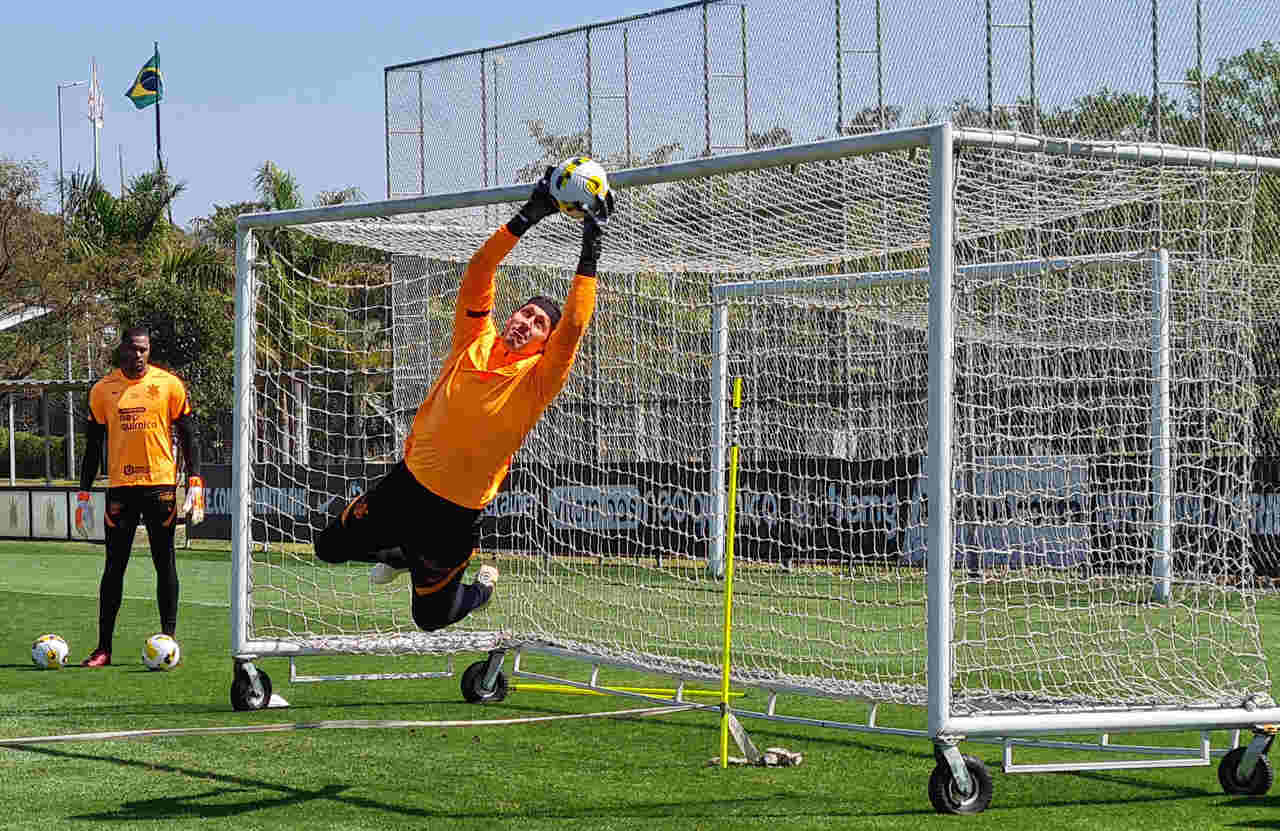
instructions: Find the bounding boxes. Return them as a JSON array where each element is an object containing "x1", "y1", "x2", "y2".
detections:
[
  {"x1": 314, "y1": 462, "x2": 489, "y2": 631},
  {"x1": 97, "y1": 484, "x2": 179, "y2": 652}
]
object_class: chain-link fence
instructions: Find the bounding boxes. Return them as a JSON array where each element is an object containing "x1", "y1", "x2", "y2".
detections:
[
  {"x1": 385, "y1": 0, "x2": 1280, "y2": 444},
  {"x1": 387, "y1": 0, "x2": 1279, "y2": 195}
]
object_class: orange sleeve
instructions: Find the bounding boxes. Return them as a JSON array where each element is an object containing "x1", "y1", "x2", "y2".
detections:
[
  {"x1": 451, "y1": 226, "x2": 519, "y2": 354},
  {"x1": 533, "y1": 275, "x2": 597, "y2": 402},
  {"x1": 168, "y1": 377, "x2": 192, "y2": 421}
]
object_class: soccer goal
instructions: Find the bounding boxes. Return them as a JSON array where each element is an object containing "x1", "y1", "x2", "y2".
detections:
[{"x1": 231, "y1": 123, "x2": 1280, "y2": 812}]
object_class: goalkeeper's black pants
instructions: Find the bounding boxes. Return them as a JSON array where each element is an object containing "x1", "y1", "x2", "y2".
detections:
[
  {"x1": 314, "y1": 461, "x2": 490, "y2": 631},
  {"x1": 96, "y1": 484, "x2": 180, "y2": 653}
]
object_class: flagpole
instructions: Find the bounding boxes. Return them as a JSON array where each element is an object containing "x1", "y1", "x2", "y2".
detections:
[
  {"x1": 91, "y1": 58, "x2": 101, "y2": 182},
  {"x1": 154, "y1": 42, "x2": 162, "y2": 172},
  {"x1": 154, "y1": 41, "x2": 171, "y2": 224}
]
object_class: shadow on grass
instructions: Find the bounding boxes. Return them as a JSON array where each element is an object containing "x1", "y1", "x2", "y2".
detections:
[
  {"x1": 1224, "y1": 795, "x2": 1280, "y2": 829},
  {"x1": 15, "y1": 743, "x2": 813, "y2": 823},
  {"x1": 859, "y1": 767, "x2": 1224, "y2": 818},
  {"x1": 7, "y1": 730, "x2": 1241, "y2": 821}
]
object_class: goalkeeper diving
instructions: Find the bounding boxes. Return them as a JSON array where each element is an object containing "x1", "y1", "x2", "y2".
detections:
[{"x1": 315, "y1": 162, "x2": 615, "y2": 630}]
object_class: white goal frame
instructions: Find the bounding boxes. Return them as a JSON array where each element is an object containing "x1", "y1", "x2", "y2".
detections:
[{"x1": 231, "y1": 121, "x2": 1280, "y2": 785}]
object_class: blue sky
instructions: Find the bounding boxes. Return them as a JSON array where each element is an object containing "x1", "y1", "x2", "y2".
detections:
[{"x1": 2, "y1": 1, "x2": 658, "y2": 226}]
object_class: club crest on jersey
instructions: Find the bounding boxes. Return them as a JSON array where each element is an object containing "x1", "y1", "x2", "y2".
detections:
[{"x1": 147, "y1": 384, "x2": 160, "y2": 398}]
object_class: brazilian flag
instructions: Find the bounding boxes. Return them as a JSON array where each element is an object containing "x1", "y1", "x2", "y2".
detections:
[{"x1": 125, "y1": 49, "x2": 163, "y2": 109}]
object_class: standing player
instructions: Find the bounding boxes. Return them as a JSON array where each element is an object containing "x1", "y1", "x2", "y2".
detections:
[
  {"x1": 77, "y1": 327, "x2": 205, "y2": 667},
  {"x1": 315, "y1": 163, "x2": 614, "y2": 632}
]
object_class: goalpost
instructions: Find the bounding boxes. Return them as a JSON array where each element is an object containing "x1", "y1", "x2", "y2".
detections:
[{"x1": 231, "y1": 122, "x2": 1280, "y2": 812}]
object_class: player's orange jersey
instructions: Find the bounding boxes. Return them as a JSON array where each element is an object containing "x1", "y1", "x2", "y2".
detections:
[
  {"x1": 403, "y1": 226, "x2": 597, "y2": 509},
  {"x1": 88, "y1": 365, "x2": 192, "y2": 487}
]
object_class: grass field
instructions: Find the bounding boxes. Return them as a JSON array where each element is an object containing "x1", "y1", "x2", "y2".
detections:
[{"x1": 4, "y1": 538, "x2": 1280, "y2": 829}]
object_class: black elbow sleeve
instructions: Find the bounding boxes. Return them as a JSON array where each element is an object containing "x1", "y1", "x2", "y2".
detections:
[
  {"x1": 79, "y1": 421, "x2": 106, "y2": 491},
  {"x1": 174, "y1": 414, "x2": 202, "y2": 478}
]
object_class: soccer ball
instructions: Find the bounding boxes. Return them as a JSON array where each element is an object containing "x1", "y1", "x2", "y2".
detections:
[
  {"x1": 550, "y1": 156, "x2": 611, "y2": 220},
  {"x1": 31, "y1": 634, "x2": 70, "y2": 670},
  {"x1": 142, "y1": 633, "x2": 181, "y2": 671}
]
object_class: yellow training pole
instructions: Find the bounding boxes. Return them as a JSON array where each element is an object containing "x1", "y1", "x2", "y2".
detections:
[{"x1": 719, "y1": 377, "x2": 743, "y2": 768}]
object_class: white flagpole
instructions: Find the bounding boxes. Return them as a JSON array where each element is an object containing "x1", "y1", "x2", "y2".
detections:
[{"x1": 88, "y1": 58, "x2": 103, "y2": 181}]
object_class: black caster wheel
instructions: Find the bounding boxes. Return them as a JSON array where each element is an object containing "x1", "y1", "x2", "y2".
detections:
[
  {"x1": 460, "y1": 660, "x2": 508, "y2": 703},
  {"x1": 928, "y1": 754, "x2": 994, "y2": 815},
  {"x1": 1219, "y1": 746, "x2": 1275, "y2": 796},
  {"x1": 231, "y1": 663, "x2": 273, "y2": 711}
]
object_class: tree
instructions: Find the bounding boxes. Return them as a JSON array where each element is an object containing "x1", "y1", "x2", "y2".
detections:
[
  {"x1": 62, "y1": 168, "x2": 186, "y2": 257},
  {"x1": 190, "y1": 200, "x2": 263, "y2": 251},
  {"x1": 841, "y1": 104, "x2": 903, "y2": 135},
  {"x1": 0, "y1": 157, "x2": 116, "y2": 380},
  {"x1": 1187, "y1": 41, "x2": 1280, "y2": 154}
]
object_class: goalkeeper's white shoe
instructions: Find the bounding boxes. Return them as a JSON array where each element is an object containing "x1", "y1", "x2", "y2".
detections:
[
  {"x1": 369, "y1": 563, "x2": 409, "y2": 585},
  {"x1": 473, "y1": 565, "x2": 499, "y2": 610}
]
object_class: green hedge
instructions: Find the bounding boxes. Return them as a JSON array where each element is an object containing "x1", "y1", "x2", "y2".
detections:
[{"x1": 0, "y1": 429, "x2": 69, "y2": 478}]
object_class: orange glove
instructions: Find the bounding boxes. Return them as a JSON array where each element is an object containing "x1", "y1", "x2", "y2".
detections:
[
  {"x1": 181, "y1": 476, "x2": 205, "y2": 526},
  {"x1": 74, "y1": 491, "x2": 93, "y2": 538}
]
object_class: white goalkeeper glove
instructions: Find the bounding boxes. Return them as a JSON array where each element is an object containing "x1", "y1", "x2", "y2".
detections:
[
  {"x1": 74, "y1": 491, "x2": 92, "y2": 538},
  {"x1": 181, "y1": 476, "x2": 205, "y2": 526}
]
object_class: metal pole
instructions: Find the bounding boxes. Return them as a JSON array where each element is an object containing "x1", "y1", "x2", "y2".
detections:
[
  {"x1": 835, "y1": 0, "x2": 843, "y2": 135},
  {"x1": 417, "y1": 71, "x2": 425, "y2": 195},
  {"x1": 91, "y1": 59, "x2": 100, "y2": 182},
  {"x1": 230, "y1": 222, "x2": 258, "y2": 654},
  {"x1": 703, "y1": 1, "x2": 711, "y2": 156},
  {"x1": 66, "y1": 346, "x2": 74, "y2": 480},
  {"x1": 926, "y1": 122, "x2": 956, "y2": 738},
  {"x1": 384, "y1": 70, "x2": 392, "y2": 197},
  {"x1": 1028, "y1": 0, "x2": 1038, "y2": 132},
  {"x1": 480, "y1": 51, "x2": 489, "y2": 189},
  {"x1": 41, "y1": 390, "x2": 50, "y2": 486},
  {"x1": 1196, "y1": 0, "x2": 1205, "y2": 146},
  {"x1": 586, "y1": 28, "x2": 593, "y2": 157},
  {"x1": 741, "y1": 4, "x2": 749, "y2": 148},
  {"x1": 56, "y1": 80, "x2": 87, "y2": 221},
  {"x1": 710, "y1": 300, "x2": 729, "y2": 578},
  {"x1": 493, "y1": 56, "x2": 502, "y2": 185},
  {"x1": 1152, "y1": 0, "x2": 1161, "y2": 142},
  {"x1": 985, "y1": 0, "x2": 994, "y2": 127},
  {"x1": 875, "y1": 0, "x2": 884, "y2": 129},
  {"x1": 154, "y1": 42, "x2": 162, "y2": 172},
  {"x1": 57, "y1": 84, "x2": 64, "y2": 219},
  {"x1": 7, "y1": 393, "x2": 14, "y2": 487},
  {"x1": 1151, "y1": 249, "x2": 1173, "y2": 604},
  {"x1": 624, "y1": 28, "x2": 632, "y2": 166}
]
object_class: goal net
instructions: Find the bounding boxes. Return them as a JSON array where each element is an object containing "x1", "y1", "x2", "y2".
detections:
[{"x1": 233, "y1": 126, "x2": 1274, "y2": 722}]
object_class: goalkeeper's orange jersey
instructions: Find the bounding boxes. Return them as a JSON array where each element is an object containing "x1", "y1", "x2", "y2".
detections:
[
  {"x1": 403, "y1": 226, "x2": 597, "y2": 509},
  {"x1": 88, "y1": 366, "x2": 191, "y2": 487}
]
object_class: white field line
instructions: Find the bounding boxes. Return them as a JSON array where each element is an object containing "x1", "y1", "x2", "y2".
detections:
[{"x1": 0, "y1": 703, "x2": 704, "y2": 747}]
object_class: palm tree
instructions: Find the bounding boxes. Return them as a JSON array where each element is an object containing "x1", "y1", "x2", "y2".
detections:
[
  {"x1": 62, "y1": 168, "x2": 185, "y2": 255},
  {"x1": 253, "y1": 161, "x2": 304, "y2": 211}
]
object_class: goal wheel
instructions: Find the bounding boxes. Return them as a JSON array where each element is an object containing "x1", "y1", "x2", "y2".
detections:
[
  {"x1": 928, "y1": 754, "x2": 994, "y2": 815},
  {"x1": 1218, "y1": 747, "x2": 1275, "y2": 796},
  {"x1": 460, "y1": 660, "x2": 508, "y2": 703},
  {"x1": 231, "y1": 664, "x2": 273, "y2": 711}
]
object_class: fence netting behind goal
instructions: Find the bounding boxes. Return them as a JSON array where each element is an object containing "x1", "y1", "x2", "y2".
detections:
[{"x1": 244, "y1": 139, "x2": 1271, "y2": 716}]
